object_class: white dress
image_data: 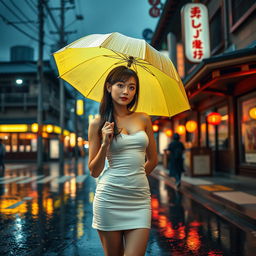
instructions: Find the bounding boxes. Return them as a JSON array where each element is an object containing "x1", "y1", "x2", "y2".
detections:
[{"x1": 92, "y1": 130, "x2": 151, "y2": 231}]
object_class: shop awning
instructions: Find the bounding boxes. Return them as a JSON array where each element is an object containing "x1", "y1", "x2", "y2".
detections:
[{"x1": 183, "y1": 47, "x2": 256, "y2": 100}]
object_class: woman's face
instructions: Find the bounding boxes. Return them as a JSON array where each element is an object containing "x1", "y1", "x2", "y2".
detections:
[{"x1": 107, "y1": 76, "x2": 137, "y2": 106}]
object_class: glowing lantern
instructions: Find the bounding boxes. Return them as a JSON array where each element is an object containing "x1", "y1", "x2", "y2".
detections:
[
  {"x1": 152, "y1": 124, "x2": 159, "y2": 132},
  {"x1": 249, "y1": 107, "x2": 256, "y2": 119},
  {"x1": 165, "y1": 129, "x2": 173, "y2": 137},
  {"x1": 70, "y1": 133, "x2": 76, "y2": 147},
  {"x1": 76, "y1": 99, "x2": 84, "y2": 115},
  {"x1": 46, "y1": 124, "x2": 53, "y2": 133},
  {"x1": 185, "y1": 121, "x2": 197, "y2": 132},
  {"x1": 31, "y1": 123, "x2": 38, "y2": 133},
  {"x1": 176, "y1": 125, "x2": 186, "y2": 135},
  {"x1": 207, "y1": 112, "x2": 222, "y2": 125}
]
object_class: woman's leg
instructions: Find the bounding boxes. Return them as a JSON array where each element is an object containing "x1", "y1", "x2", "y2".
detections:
[
  {"x1": 97, "y1": 230, "x2": 124, "y2": 256},
  {"x1": 123, "y1": 228, "x2": 150, "y2": 256}
]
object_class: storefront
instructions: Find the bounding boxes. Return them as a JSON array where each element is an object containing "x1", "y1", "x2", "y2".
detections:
[
  {"x1": 0, "y1": 122, "x2": 75, "y2": 161},
  {"x1": 167, "y1": 47, "x2": 256, "y2": 177}
]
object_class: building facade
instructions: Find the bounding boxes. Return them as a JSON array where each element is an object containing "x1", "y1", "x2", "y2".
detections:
[
  {"x1": 152, "y1": 0, "x2": 256, "y2": 177},
  {"x1": 0, "y1": 47, "x2": 86, "y2": 162}
]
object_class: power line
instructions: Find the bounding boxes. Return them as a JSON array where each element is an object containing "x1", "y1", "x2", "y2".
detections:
[
  {"x1": 44, "y1": 2, "x2": 60, "y2": 33},
  {"x1": 45, "y1": 14, "x2": 58, "y2": 42},
  {"x1": 0, "y1": 0, "x2": 38, "y2": 34},
  {"x1": 0, "y1": 13, "x2": 51, "y2": 46},
  {"x1": 0, "y1": 0, "x2": 56, "y2": 44},
  {"x1": 10, "y1": 0, "x2": 36, "y2": 26},
  {"x1": 0, "y1": 13, "x2": 38, "y2": 42},
  {"x1": 24, "y1": 0, "x2": 37, "y2": 15}
]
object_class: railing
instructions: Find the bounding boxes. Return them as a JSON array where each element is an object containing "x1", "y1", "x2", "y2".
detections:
[
  {"x1": 0, "y1": 93, "x2": 37, "y2": 106},
  {"x1": 0, "y1": 93, "x2": 74, "y2": 120},
  {"x1": 0, "y1": 93, "x2": 60, "y2": 112}
]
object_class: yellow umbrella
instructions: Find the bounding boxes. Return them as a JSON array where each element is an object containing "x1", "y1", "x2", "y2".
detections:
[{"x1": 53, "y1": 32, "x2": 190, "y2": 117}]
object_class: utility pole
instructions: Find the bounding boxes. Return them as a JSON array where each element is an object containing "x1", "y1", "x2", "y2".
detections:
[
  {"x1": 59, "y1": 0, "x2": 65, "y2": 174},
  {"x1": 45, "y1": 0, "x2": 82, "y2": 173},
  {"x1": 37, "y1": 0, "x2": 44, "y2": 171}
]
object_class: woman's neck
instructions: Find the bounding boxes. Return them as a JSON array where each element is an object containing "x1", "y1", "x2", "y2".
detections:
[{"x1": 113, "y1": 105, "x2": 131, "y2": 118}]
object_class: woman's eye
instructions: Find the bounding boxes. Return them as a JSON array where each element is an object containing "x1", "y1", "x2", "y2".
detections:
[
  {"x1": 130, "y1": 87, "x2": 135, "y2": 90},
  {"x1": 117, "y1": 83, "x2": 124, "y2": 88}
]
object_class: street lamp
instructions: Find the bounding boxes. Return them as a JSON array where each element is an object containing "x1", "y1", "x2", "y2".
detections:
[{"x1": 16, "y1": 78, "x2": 23, "y2": 85}]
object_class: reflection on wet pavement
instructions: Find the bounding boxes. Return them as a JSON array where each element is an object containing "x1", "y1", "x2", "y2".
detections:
[
  {"x1": 0, "y1": 159, "x2": 254, "y2": 255},
  {"x1": 148, "y1": 178, "x2": 253, "y2": 256}
]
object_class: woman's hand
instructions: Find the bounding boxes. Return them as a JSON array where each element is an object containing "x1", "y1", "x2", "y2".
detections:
[{"x1": 101, "y1": 122, "x2": 114, "y2": 147}]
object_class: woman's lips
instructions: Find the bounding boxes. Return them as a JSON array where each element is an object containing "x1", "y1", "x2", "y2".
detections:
[{"x1": 120, "y1": 97, "x2": 128, "y2": 101}]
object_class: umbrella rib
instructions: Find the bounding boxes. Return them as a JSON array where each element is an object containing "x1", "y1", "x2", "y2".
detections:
[
  {"x1": 155, "y1": 76, "x2": 172, "y2": 117},
  {"x1": 135, "y1": 63, "x2": 155, "y2": 77},
  {"x1": 86, "y1": 64, "x2": 118, "y2": 98},
  {"x1": 103, "y1": 55, "x2": 126, "y2": 61},
  {"x1": 148, "y1": 71, "x2": 171, "y2": 117},
  {"x1": 58, "y1": 55, "x2": 103, "y2": 78},
  {"x1": 109, "y1": 49, "x2": 129, "y2": 60}
]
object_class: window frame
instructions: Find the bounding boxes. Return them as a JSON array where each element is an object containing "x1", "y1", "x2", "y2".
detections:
[
  {"x1": 237, "y1": 90, "x2": 256, "y2": 167},
  {"x1": 229, "y1": 0, "x2": 256, "y2": 33},
  {"x1": 209, "y1": 6, "x2": 225, "y2": 55}
]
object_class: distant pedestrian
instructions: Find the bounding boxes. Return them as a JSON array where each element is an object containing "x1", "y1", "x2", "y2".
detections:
[
  {"x1": 167, "y1": 133, "x2": 185, "y2": 188},
  {"x1": 0, "y1": 139, "x2": 6, "y2": 175}
]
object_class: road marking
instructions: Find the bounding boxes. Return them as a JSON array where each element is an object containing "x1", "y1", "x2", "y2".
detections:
[
  {"x1": 0, "y1": 175, "x2": 88, "y2": 184},
  {"x1": 199, "y1": 185, "x2": 233, "y2": 191},
  {"x1": 37, "y1": 176, "x2": 57, "y2": 184},
  {"x1": 16, "y1": 175, "x2": 44, "y2": 184},
  {"x1": 76, "y1": 174, "x2": 88, "y2": 183},
  {"x1": 0, "y1": 176, "x2": 29, "y2": 184},
  {"x1": 5, "y1": 197, "x2": 33, "y2": 209},
  {"x1": 55, "y1": 175, "x2": 72, "y2": 183}
]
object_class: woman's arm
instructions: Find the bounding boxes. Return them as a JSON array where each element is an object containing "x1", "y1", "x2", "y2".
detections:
[
  {"x1": 88, "y1": 118, "x2": 108, "y2": 178},
  {"x1": 143, "y1": 113, "x2": 158, "y2": 175}
]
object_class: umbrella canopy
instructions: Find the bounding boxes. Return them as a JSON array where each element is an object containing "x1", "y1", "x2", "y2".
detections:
[{"x1": 53, "y1": 32, "x2": 190, "y2": 117}]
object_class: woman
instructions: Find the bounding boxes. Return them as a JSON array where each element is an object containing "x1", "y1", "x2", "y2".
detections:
[{"x1": 88, "y1": 65, "x2": 158, "y2": 256}]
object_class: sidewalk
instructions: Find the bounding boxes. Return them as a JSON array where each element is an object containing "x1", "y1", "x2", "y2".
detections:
[{"x1": 152, "y1": 165, "x2": 256, "y2": 233}]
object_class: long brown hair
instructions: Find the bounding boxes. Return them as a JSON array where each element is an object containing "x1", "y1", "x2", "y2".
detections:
[{"x1": 98, "y1": 65, "x2": 140, "y2": 139}]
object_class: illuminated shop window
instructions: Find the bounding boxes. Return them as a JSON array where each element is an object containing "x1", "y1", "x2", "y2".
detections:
[
  {"x1": 200, "y1": 113, "x2": 206, "y2": 147},
  {"x1": 240, "y1": 95, "x2": 256, "y2": 164},
  {"x1": 200, "y1": 110, "x2": 216, "y2": 149},
  {"x1": 217, "y1": 106, "x2": 228, "y2": 150}
]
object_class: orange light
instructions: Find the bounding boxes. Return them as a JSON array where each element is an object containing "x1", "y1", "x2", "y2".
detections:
[
  {"x1": 249, "y1": 107, "x2": 256, "y2": 119},
  {"x1": 185, "y1": 120, "x2": 197, "y2": 132},
  {"x1": 176, "y1": 43, "x2": 185, "y2": 78},
  {"x1": 151, "y1": 197, "x2": 159, "y2": 209},
  {"x1": 187, "y1": 227, "x2": 201, "y2": 251},
  {"x1": 176, "y1": 125, "x2": 186, "y2": 135},
  {"x1": 42, "y1": 132, "x2": 48, "y2": 138},
  {"x1": 207, "y1": 112, "x2": 222, "y2": 125},
  {"x1": 165, "y1": 129, "x2": 173, "y2": 137},
  {"x1": 201, "y1": 123, "x2": 206, "y2": 132},
  {"x1": 152, "y1": 124, "x2": 159, "y2": 132}
]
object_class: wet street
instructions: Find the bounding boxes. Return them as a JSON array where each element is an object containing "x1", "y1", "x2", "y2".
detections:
[{"x1": 0, "y1": 159, "x2": 254, "y2": 256}]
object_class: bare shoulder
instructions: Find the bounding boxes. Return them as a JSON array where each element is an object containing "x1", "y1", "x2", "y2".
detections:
[
  {"x1": 136, "y1": 112, "x2": 151, "y2": 123},
  {"x1": 133, "y1": 112, "x2": 151, "y2": 130}
]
